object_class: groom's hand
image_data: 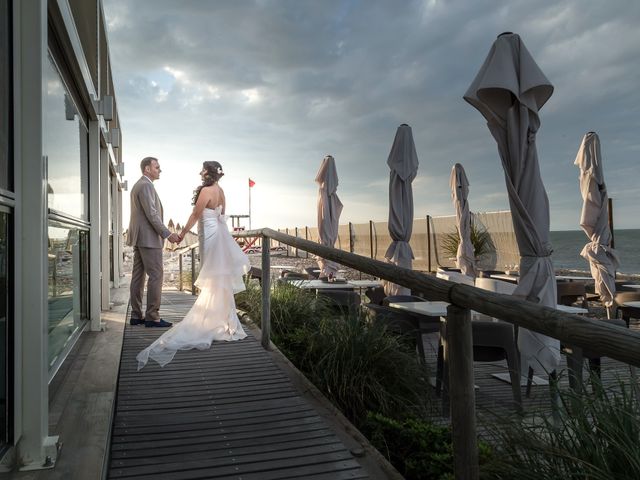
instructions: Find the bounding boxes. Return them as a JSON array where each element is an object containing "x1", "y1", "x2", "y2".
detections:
[{"x1": 168, "y1": 233, "x2": 180, "y2": 243}]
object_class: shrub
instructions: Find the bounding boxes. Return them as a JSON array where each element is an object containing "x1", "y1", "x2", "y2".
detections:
[
  {"x1": 362, "y1": 412, "x2": 494, "y2": 480},
  {"x1": 307, "y1": 313, "x2": 432, "y2": 425},
  {"x1": 441, "y1": 218, "x2": 494, "y2": 262},
  {"x1": 485, "y1": 375, "x2": 640, "y2": 479}
]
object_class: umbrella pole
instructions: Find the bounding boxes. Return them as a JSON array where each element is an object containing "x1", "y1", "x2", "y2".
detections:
[{"x1": 608, "y1": 197, "x2": 615, "y2": 249}]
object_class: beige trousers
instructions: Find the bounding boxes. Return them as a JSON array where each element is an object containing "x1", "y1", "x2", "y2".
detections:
[{"x1": 130, "y1": 246, "x2": 163, "y2": 321}]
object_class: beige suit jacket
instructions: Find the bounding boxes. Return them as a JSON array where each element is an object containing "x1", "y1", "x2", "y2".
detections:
[{"x1": 127, "y1": 176, "x2": 171, "y2": 248}]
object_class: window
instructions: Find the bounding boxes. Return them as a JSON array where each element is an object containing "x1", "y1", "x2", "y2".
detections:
[
  {"x1": 47, "y1": 222, "x2": 88, "y2": 371},
  {"x1": 0, "y1": 0, "x2": 12, "y2": 193},
  {"x1": 43, "y1": 54, "x2": 89, "y2": 221},
  {"x1": 0, "y1": 210, "x2": 11, "y2": 445}
]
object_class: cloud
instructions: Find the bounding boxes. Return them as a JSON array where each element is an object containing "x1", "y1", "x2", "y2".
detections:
[{"x1": 104, "y1": 0, "x2": 640, "y2": 232}]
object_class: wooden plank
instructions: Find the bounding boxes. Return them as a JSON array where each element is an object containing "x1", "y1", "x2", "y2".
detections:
[{"x1": 107, "y1": 291, "x2": 369, "y2": 479}]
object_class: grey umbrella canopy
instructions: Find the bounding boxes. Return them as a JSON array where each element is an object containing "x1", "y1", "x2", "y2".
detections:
[
  {"x1": 315, "y1": 155, "x2": 343, "y2": 277},
  {"x1": 384, "y1": 124, "x2": 419, "y2": 296},
  {"x1": 464, "y1": 33, "x2": 559, "y2": 375},
  {"x1": 575, "y1": 132, "x2": 619, "y2": 308},
  {"x1": 450, "y1": 163, "x2": 476, "y2": 278}
]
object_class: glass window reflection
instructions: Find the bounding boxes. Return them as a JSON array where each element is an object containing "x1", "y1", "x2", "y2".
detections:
[
  {"x1": 0, "y1": 211, "x2": 10, "y2": 443},
  {"x1": 48, "y1": 222, "x2": 88, "y2": 369},
  {"x1": 44, "y1": 54, "x2": 89, "y2": 220},
  {"x1": 0, "y1": 0, "x2": 11, "y2": 192}
]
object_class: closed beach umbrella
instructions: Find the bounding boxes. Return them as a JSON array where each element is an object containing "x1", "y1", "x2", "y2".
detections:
[
  {"x1": 464, "y1": 32, "x2": 559, "y2": 375},
  {"x1": 315, "y1": 155, "x2": 343, "y2": 277},
  {"x1": 450, "y1": 163, "x2": 476, "y2": 278},
  {"x1": 385, "y1": 124, "x2": 419, "y2": 296},
  {"x1": 575, "y1": 132, "x2": 619, "y2": 308}
]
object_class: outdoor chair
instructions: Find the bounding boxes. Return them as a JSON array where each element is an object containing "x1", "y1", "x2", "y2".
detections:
[
  {"x1": 436, "y1": 319, "x2": 522, "y2": 414},
  {"x1": 364, "y1": 286, "x2": 385, "y2": 305},
  {"x1": 436, "y1": 270, "x2": 475, "y2": 286},
  {"x1": 474, "y1": 277, "x2": 517, "y2": 321},
  {"x1": 382, "y1": 294, "x2": 426, "y2": 306},
  {"x1": 556, "y1": 281, "x2": 587, "y2": 308},
  {"x1": 363, "y1": 303, "x2": 428, "y2": 363},
  {"x1": 613, "y1": 291, "x2": 640, "y2": 326},
  {"x1": 616, "y1": 280, "x2": 640, "y2": 292},
  {"x1": 382, "y1": 294, "x2": 441, "y2": 335},
  {"x1": 280, "y1": 270, "x2": 310, "y2": 280},
  {"x1": 246, "y1": 266, "x2": 262, "y2": 285},
  {"x1": 477, "y1": 269, "x2": 504, "y2": 278},
  {"x1": 561, "y1": 317, "x2": 628, "y2": 392},
  {"x1": 304, "y1": 267, "x2": 320, "y2": 279},
  {"x1": 317, "y1": 290, "x2": 361, "y2": 316}
]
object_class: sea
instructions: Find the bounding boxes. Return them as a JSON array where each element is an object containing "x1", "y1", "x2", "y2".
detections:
[{"x1": 550, "y1": 229, "x2": 639, "y2": 276}]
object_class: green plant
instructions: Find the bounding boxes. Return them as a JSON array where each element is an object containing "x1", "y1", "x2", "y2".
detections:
[
  {"x1": 484, "y1": 375, "x2": 640, "y2": 479},
  {"x1": 362, "y1": 412, "x2": 495, "y2": 480},
  {"x1": 307, "y1": 312, "x2": 432, "y2": 425},
  {"x1": 441, "y1": 219, "x2": 494, "y2": 261},
  {"x1": 235, "y1": 281, "x2": 330, "y2": 365}
]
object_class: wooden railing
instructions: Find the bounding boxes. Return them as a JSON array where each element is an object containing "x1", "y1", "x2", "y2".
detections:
[
  {"x1": 234, "y1": 227, "x2": 640, "y2": 480},
  {"x1": 174, "y1": 243, "x2": 199, "y2": 295}
]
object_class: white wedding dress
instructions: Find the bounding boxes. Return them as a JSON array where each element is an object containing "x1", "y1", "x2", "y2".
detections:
[{"x1": 137, "y1": 206, "x2": 250, "y2": 370}]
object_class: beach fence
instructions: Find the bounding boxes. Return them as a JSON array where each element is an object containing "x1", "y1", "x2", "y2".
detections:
[{"x1": 277, "y1": 210, "x2": 520, "y2": 272}]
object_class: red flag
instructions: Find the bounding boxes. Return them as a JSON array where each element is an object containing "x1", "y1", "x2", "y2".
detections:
[{"x1": 248, "y1": 178, "x2": 256, "y2": 188}]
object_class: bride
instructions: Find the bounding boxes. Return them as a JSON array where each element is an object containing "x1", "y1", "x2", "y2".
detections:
[{"x1": 136, "y1": 161, "x2": 250, "y2": 370}]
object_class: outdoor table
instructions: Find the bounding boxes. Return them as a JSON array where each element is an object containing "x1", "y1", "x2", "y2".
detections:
[
  {"x1": 621, "y1": 301, "x2": 640, "y2": 308},
  {"x1": 489, "y1": 273, "x2": 519, "y2": 283},
  {"x1": 348, "y1": 280, "x2": 383, "y2": 288},
  {"x1": 555, "y1": 275, "x2": 594, "y2": 282},
  {"x1": 289, "y1": 279, "x2": 356, "y2": 290},
  {"x1": 555, "y1": 304, "x2": 589, "y2": 314},
  {"x1": 388, "y1": 301, "x2": 449, "y2": 317}
]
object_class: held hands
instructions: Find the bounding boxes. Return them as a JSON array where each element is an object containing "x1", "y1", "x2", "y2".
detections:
[{"x1": 167, "y1": 232, "x2": 181, "y2": 244}]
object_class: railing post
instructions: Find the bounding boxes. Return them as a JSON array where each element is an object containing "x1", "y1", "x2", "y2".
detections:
[
  {"x1": 608, "y1": 197, "x2": 615, "y2": 249},
  {"x1": 369, "y1": 220, "x2": 374, "y2": 259},
  {"x1": 294, "y1": 227, "x2": 299, "y2": 258},
  {"x1": 427, "y1": 214, "x2": 432, "y2": 272},
  {"x1": 446, "y1": 304, "x2": 479, "y2": 480},
  {"x1": 178, "y1": 253, "x2": 183, "y2": 291},
  {"x1": 190, "y1": 248, "x2": 196, "y2": 295},
  {"x1": 261, "y1": 236, "x2": 271, "y2": 350},
  {"x1": 348, "y1": 222, "x2": 354, "y2": 253},
  {"x1": 285, "y1": 228, "x2": 290, "y2": 257}
]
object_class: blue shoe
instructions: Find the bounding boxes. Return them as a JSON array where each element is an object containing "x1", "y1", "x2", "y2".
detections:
[
  {"x1": 129, "y1": 317, "x2": 145, "y2": 326},
  {"x1": 145, "y1": 319, "x2": 172, "y2": 328}
]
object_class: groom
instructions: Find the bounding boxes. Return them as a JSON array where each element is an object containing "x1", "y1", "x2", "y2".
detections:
[{"x1": 127, "y1": 157, "x2": 180, "y2": 327}]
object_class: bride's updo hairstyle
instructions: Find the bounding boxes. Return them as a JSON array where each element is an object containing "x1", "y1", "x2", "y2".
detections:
[{"x1": 192, "y1": 161, "x2": 224, "y2": 205}]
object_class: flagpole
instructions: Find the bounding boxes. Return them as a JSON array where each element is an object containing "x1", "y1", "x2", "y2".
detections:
[{"x1": 248, "y1": 178, "x2": 252, "y2": 230}]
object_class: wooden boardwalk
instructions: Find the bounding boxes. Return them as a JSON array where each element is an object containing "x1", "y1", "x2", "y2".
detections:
[
  {"x1": 107, "y1": 291, "x2": 372, "y2": 480},
  {"x1": 420, "y1": 324, "x2": 638, "y2": 423}
]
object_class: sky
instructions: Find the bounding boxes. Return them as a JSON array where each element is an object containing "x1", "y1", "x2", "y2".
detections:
[{"x1": 103, "y1": 0, "x2": 640, "y2": 232}]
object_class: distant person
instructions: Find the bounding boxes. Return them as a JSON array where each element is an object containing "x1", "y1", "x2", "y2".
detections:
[
  {"x1": 136, "y1": 161, "x2": 250, "y2": 369},
  {"x1": 127, "y1": 157, "x2": 180, "y2": 328}
]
